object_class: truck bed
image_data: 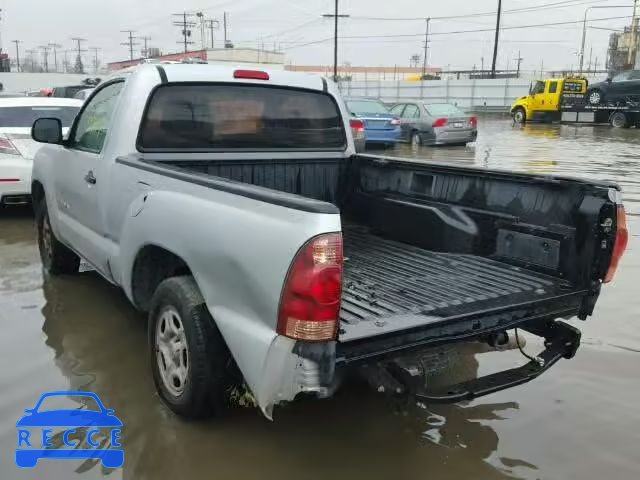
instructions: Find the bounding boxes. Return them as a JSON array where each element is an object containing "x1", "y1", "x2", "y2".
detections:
[{"x1": 340, "y1": 225, "x2": 578, "y2": 342}]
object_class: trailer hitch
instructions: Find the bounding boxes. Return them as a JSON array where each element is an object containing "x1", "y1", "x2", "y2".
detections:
[{"x1": 381, "y1": 321, "x2": 581, "y2": 404}]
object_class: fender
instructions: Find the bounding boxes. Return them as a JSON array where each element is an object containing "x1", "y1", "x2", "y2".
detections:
[{"x1": 114, "y1": 188, "x2": 341, "y2": 413}]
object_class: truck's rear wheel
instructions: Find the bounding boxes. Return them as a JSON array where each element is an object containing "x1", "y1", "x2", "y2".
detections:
[
  {"x1": 610, "y1": 111, "x2": 629, "y2": 128},
  {"x1": 36, "y1": 199, "x2": 80, "y2": 275},
  {"x1": 149, "y1": 275, "x2": 234, "y2": 418},
  {"x1": 512, "y1": 107, "x2": 526, "y2": 124}
]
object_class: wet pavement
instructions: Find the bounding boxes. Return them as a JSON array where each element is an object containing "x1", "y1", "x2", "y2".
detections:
[{"x1": 1, "y1": 117, "x2": 639, "y2": 479}]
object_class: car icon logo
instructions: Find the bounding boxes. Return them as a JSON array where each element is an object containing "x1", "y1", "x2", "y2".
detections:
[{"x1": 15, "y1": 391, "x2": 123, "y2": 468}]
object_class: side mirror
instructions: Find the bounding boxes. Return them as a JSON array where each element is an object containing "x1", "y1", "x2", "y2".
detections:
[{"x1": 32, "y1": 118, "x2": 63, "y2": 144}]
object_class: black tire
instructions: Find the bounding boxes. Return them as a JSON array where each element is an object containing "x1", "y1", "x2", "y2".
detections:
[
  {"x1": 512, "y1": 107, "x2": 526, "y2": 124},
  {"x1": 36, "y1": 198, "x2": 80, "y2": 275},
  {"x1": 410, "y1": 131, "x2": 423, "y2": 147},
  {"x1": 610, "y1": 111, "x2": 629, "y2": 128},
  {"x1": 587, "y1": 89, "x2": 603, "y2": 105},
  {"x1": 149, "y1": 275, "x2": 235, "y2": 418}
]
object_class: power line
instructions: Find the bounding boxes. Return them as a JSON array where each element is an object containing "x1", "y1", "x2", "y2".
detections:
[
  {"x1": 205, "y1": 19, "x2": 219, "y2": 48},
  {"x1": 121, "y1": 30, "x2": 138, "y2": 61},
  {"x1": 140, "y1": 36, "x2": 151, "y2": 57},
  {"x1": 322, "y1": 0, "x2": 350, "y2": 81},
  {"x1": 173, "y1": 12, "x2": 197, "y2": 53}
]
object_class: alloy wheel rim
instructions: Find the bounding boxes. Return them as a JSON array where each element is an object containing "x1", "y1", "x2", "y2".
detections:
[
  {"x1": 155, "y1": 307, "x2": 189, "y2": 397},
  {"x1": 514, "y1": 111, "x2": 524, "y2": 122},
  {"x1": 411, "y1": 133, "x2": 420, "y2": 147},
  {"x1": 590, "y1": 92, "x2": 600, "y2": 103}
]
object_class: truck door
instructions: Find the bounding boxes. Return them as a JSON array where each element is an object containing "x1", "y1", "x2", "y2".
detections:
[
  {"x1": 52, "y1": 81, "x2": 124, "y2": 275},
  {"x1": 541, "y1": 80, "x2": 560, "y2": 111},
  {"x1": 529, "y1": 80, "x2": 547, "y2": 114}
]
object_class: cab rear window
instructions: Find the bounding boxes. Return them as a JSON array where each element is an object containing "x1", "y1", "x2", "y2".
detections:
[
  {"x1": 138, "y1": 84, "x2": 346, "y2": 151},
  {"x1": 563, "y1": 81, "x2": 583, "y2": 93}
]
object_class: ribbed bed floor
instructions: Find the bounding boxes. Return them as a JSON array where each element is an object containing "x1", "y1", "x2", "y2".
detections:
[{"x1": 340, "y1": 225, "x2": 573, "y2": 341}]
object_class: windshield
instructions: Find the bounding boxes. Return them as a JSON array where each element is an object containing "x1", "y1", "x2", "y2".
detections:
[
  {"x1": 346, "y1": 100, "x2": 389, "y2": 115},
  {"x1": 0, "y1": 106, "x2": 80, "y2": 128},
  {"x1": 425, "y1": 103, "x2": 465, "y2": 116},
  {"x1": 138, "y1": 84, "x2": 345, "y2": 150},
  {"x1": 612, "y1": 72, "x2": 631, "y2": 82}
]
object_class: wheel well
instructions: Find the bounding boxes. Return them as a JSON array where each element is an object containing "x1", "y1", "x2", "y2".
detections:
[
  {"x1": 131, "y1": 245, "x2": 193, "y2": 312},
  {"x1": 31, "y1": 181, "x2": 44, "y2": 209}
]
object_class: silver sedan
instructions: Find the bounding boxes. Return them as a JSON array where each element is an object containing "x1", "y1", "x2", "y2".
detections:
[{"x1": 390, "y1": 102, "x2": 478, "y2": 146}]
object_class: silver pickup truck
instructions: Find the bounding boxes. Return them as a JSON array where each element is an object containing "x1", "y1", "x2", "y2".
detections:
[{"x1": 30, "y1": 65, "x2": 627, "y2": 420}]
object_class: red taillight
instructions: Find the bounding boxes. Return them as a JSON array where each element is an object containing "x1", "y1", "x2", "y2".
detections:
[
  {"x1": 605, "y1": 206, "x2": 628, "y2": 283},
  {"x1": 278, "y1": 233, "x2": 343, "y2": 341},
  {"x1": 350, "y1": 118, "x2": 365, "y2": 141},
  {"x1": 233, "y1": 69, "x2": 269, "y2": 80},
  {"x1": 0, "y1": 136, "x2": 20, "y2": 156},
  {"x1": 432, "y1": 118, "x2": 448, "y2": 127},
  {"x1": 390, "y1": 117, "x2": 401, "y2": 126},
  {"x1": 469, "y1": 116, "x2": 478, "y2": 127}
]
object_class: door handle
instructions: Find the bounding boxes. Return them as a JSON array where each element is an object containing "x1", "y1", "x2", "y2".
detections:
[{"x1": 84, "y1": 170, "x2": 96, "y2": 185}]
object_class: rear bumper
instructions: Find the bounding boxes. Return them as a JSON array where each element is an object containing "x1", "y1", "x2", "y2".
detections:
[
  {"x1": 433, "y1": 127, "x2": 477, "y2": 144},
  {"x1": 366, "y1": 127, "x2": 402, "y2": 144},
  {"x1": 0, "y1": 157, "x2": 32, "y2": 204}
]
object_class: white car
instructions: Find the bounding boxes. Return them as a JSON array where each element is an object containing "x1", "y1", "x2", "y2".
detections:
[{"x1": 0, "y1": 97, "x2": 82, "y2": 206}]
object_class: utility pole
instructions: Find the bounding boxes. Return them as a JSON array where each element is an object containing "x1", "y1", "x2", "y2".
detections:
[
  {"x1": 206, "y1": 19, "x2": 219, "y2": 48},
  {"x1": 594, "y1": 56, "x2": 599, "y2": 72},
  {"x1": 588, "y1": 46, "x2": 593, "y2": 72},
  {"x1": 140, "y1": 36, "x2": 151, "y2": 58},
  {"x1": 322, "y1": 1, "x2": 350, "y2": 81},
  {"x1": 628, "y1": 0, "x2": 638, "y2": 66},
  {"x1": 70, "y1": 37, "x2": 87, "y2": 74},
  {"x1": 90, "y1": 47, "x2": 100, "y2": 73},
  {"x1": 121, "y1": 30, "x2": 138, "y2": 61},
  {"x1": 223, "y1": 12, "x2": 228, "y2": 47},
  {"x1": 11, "y1": 40, "x2": 22, "y2": 72},
  {"x1": 48, "y1": 43, "x2": 61, "y2": 72},
  {"x1": 515, "y1": 50, "x2": 523, "y2": 78},
  {"x1": 421, "y1": 17, "x2": 431, "y2": 79},
  {"x1": 196, "y1": 12, "x2": 205, "y2": 50},
  {"x1": 490, "y1": 0, "x2": 502, "y2": 78},
  {"x1": 481, "y1": 56, "x2": 484, "y2": 75},
  {"x1": 38, "y1": 45, "x2": 50, "y2": 73},
  {"x1": 26, "y1": 49, "x2": 37, "y2": 72},
  {"x1": 173, "y1": 12, "x2": 196, "y2": 53}
]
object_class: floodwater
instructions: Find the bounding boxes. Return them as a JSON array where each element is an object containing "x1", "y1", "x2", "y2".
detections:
[{"x1": 1, "y1": 117, "x2": 639, "y2": 480}]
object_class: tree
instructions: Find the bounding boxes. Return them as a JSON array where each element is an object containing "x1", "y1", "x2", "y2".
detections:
[{"x1": 74, "y1": 54, "x2": 84, "y2": 74}]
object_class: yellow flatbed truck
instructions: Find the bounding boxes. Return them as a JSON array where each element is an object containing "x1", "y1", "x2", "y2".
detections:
[{"x1": 510, "y1": 77, "x2": 587, "y2": 123}]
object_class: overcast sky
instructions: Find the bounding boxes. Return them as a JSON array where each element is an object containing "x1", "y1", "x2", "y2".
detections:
[{"x1": 0, "y1": 0, "x2": 635, "y2": 71}]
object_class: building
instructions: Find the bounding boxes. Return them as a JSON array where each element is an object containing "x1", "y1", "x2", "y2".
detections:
[
  {"x1": 107, "y1": 47, "x2": 285, "y2": 72},
  {"x1": 285, "y1": 65, "x2": 442, "y2": 81},
  {"x1": 607, "y1": 19, "x2": 640, "y2": 71}
]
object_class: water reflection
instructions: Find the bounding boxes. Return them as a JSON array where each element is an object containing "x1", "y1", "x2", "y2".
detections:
[{"x1": 37, "y1": 272, "x2": 529, "y2": 479}]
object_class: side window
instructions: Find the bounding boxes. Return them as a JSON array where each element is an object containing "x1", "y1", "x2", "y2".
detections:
[
  {"x1": 390, "y1": 104, "x2": 405, "y2": 116},
  {"x1": 531, "y1": 81, "x2": 545, "y2": 95},
  {"x1": 548, "y1": 81, "x2": 558, "y2": 94},
  {"x1": 630, "y1": 71, "x2": 640, "y2": 80},
  {"x1": 72, "y1": 82, "x2": 124, "y2": 153},
  {"x1": 404, "y1": 105, "x2": 419, "y2": 118}
]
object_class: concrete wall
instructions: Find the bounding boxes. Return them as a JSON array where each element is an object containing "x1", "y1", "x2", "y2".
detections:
[
  {"x1": 206, "y1": 48, "x2": 284, "y2": 65},
  {"x1": 0, "y1": 73, "x2": 93, "y2": 94},
  {"x1": 338, "y1": 78, "x2": 532, "y2": 112}
]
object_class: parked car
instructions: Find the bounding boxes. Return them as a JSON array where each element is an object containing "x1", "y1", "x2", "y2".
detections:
[
  {"x1": 586, "y1": 70, "x2": 640, "y2": 105},
  {"x1": 0, "y1": 97, "x2": 81, "y2": 206},
  {"x1": 30, "y1": 65, "x2": 625, "y2": 421},
  {"x1": 390, "y1": 101, "x2": 477, "y2": 146},
  {"x1": 344, "y1": 97, "x2": 401, "y2": 147},
  {"x1": 73, "y1": 88, "x2": 94, "y2": 101}
]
